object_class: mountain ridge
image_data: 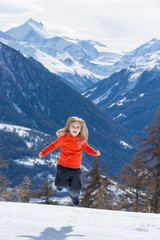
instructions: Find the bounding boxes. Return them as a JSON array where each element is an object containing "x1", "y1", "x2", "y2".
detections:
[
  {"x1": 1, "y1": 18, "x2": 122, "y2": 92},
  {"x1": 3, "y1": 19, "x2": 160, "y2": 95}
]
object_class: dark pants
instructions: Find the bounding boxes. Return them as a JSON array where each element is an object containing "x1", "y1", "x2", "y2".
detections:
[{"x1": 55, "y1": 164, "x2": 82, "y2": 198}]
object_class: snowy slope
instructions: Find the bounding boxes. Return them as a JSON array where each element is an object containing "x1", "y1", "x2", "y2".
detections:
[
  {"x1": 83, "y1": 64, "x2": 160, "y2": 136},
  {"x1": 0, "y1": 201, "x2": 160, "y2": 240},
  {"x1": 83, "y1": 38, "x2": 160, "y2": 101},
  {"x1": 0, "y1": 34, "x2": 96, "y2": 92},
  {"x1": 0, "y1": 122, "x2": 61, "y2": 188},
  {"x1": 0, "y1": 122, "x2": 59, "y2": 166}
]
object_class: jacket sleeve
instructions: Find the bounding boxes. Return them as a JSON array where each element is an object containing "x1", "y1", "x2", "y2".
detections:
[
  {"x1": 82, "y1": 142, "x2": 97, "y2": 156},
  {"x1": 41, "y1": 136, "x2": 63, "y2": 157}
]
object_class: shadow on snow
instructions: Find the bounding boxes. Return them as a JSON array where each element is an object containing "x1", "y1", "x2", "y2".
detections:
[{"x1": 18, "y1": 226, "x2": 84, "y2": 240}]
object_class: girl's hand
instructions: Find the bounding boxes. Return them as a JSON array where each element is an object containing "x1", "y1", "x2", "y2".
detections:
[
  {"x1": 96, "y1": 150, "x2": 101, "y2": 156},
  {"x1": 39, "y1": 152, "x2": 43, "y2": 158}
]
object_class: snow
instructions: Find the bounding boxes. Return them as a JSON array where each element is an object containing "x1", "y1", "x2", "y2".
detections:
[
  {"x1": 93, "y1": 89, "x2": 111, "y2": 104},
  {"x1": 0, "y1": 201, "x2": 160, "y2": 240},
  {"x1": 120, "y1": 140, "x2": 133, "y2": 149},
  {"x1": 125, "y1": 68, "x2": 145, "y2": 92},
  {"x1": 14, "y1": 157, "x2": 46, "y2": 167},
  {"x1": 2, "y1": 19, "x2": 160, "y2": 93},
  {"x1": 139, "y1": 93, "x2": 145, "y2": 98},
  {"x1": 0, "y1": 123, "x2": 48, "y2": 138},
  {"x1": 108, "y1": 102, "x2": 116, "y2": 108},
  {"x1": 0, "y1": 123, "x2": 31, "y2": 137},
  {"x1": 5, "y1": 18, "x2": 53, "y2": 41},
  {"x1": 12, "y1": 103, "x2": 23, "y2": 114},
  {"x1": 108, "y1": 98, "x2": 130, "y2": 108},
  {"x1": 0, "y1": 34, "x2": 100, "y2": 91},
  {"x1": 14, "y1": 153, "x2": 59, "y2": 168},
  {"x1": 0, "y1": 124, "x2": 45, "y2": 150},
  {"x1": 114, "y1": 113, "x2": 127, "y2": 119},
  {"x1": 1, "y1": 19, "x2": 124, "y2": 91},
  {"x1": 82, "y1": 87, "x2": 97, "y2": 95},
  {"x1": 0, "y1": 123, "x2": 45, "y2": 161}
]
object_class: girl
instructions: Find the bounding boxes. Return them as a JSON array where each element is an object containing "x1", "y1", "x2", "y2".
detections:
[{"x1": 39, "y1": 116, "x2": 101, "y2": 206}]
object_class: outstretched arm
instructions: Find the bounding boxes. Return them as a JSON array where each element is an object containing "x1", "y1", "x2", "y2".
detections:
[
  {"x1": 39, "y1": 136, "x2": 63, "y2": 158},
  {"x1": 82, "y1": 142, "x2": 101, "y2": 156}
]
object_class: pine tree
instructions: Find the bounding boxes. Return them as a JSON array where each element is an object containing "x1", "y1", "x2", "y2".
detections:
[
  {"x1": 0, "y1": 156, "x2": 10, "y2": 200},
  {"x1": 15, "y1": 176, "x2": 31, "y2": 203},
  {"x1": 120, "y1": 154, "x2": 147, "y2": 212},
  {"x1": 36, "y1": 179, "x2": 54, "y2": 204},
  {"x1": 0, "y1": 154, "x2": 32, "y2": 203},
  {"x1": 135, "y1": 108, "x2": 160, "y2": 213},
  {"x1": 80, "y1": 157, "x2": 110, "y2": 209}
]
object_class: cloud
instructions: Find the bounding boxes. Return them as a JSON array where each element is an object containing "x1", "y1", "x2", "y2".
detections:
[
  {"x1": 0, "y1": 3, "x2": 30, "y2": 15},
  {"x1": 43, "y1": 22, "x2": 77, "y2": 37},
  {"x1": 0, "y1": 0, "x2": 43, "y2": 15}
]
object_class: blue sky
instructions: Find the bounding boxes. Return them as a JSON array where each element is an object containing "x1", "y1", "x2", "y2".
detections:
[{"x1": 0, "y1": 0, "x2": 160, "y2": 52}]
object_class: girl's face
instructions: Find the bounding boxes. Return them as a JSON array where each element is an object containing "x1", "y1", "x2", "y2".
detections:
[{"x1": 69, "y1": 121, "x2": 81, "y2": 137}]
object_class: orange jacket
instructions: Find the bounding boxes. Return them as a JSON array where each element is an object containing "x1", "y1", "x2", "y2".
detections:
[{"x1": 41, "y1": 133, "x2": 97, "y2": 169}]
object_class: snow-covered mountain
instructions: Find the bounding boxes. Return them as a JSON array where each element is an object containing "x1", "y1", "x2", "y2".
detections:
[
  {"x1": 1, "y1": 202, "x2": 160, "y2": 240},
  {"x1": 83, "y1": 64, "x2": 160, "y2": 136},
  {"x1": 2, "y1": 19, "x2": 160, "y2": 94},
  {"x1": 112, "y1": 38, "x2": 160, "y2": 71},
  {"x1": 0, "y1": 18, "x2": 122, "y2": 92},
  {"x1": 81, "y1": 37, "x2": 160, "y2": 137}
]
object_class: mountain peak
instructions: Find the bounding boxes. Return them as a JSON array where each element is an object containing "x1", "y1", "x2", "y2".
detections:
[
  {"x1": 6, "y1": 18, "x2": 52, "y2": 41},
  {"x1": 26, "y1": 18, "x2": 45, "y2": 30},
  {"x1": 27, "y1": 18, "x2": 43, "y2": 26}
]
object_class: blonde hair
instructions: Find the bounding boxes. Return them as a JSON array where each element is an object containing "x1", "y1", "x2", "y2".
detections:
[{"x1": 56, "y1": 116, "x2": 88, "y2": 141}]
